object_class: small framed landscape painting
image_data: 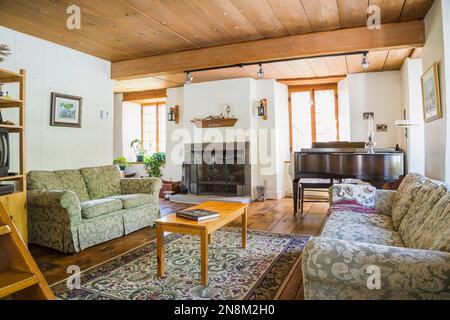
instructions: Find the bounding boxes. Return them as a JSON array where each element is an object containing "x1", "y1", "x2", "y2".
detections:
[
  {"x1": 51, "y1": 93, "x2": 82, "y2": 128},
  {"x1": 421, "y1": 63, "x2": 442, "y2": 123}
]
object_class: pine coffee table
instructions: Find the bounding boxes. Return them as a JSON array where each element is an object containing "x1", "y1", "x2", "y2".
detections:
[{"x1": 155, "y1": 201, "x2": 248, "y2": 286}]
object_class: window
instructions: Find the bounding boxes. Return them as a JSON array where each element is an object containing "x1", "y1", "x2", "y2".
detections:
[
  {"x1": 141, "y1": 102, "x2": 166, "y2": 154},
  {"x1": 289, "y1": 84, "x2": 339, "y2": 151}
]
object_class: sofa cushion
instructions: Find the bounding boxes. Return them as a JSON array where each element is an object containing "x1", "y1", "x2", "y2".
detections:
[
  {"x1": 391, "y1": 173, "x2": 426, "y2": 230},
  {"x1": 27, "y1": 171, "x2": 64, "y2": 190},
  {"x1": 108, "y1": 194, "x2": 154, "y2": 209},
  {"x1": 81, "y1": 165, "x2": 122, "y2": 199},
  {"x1": 328, "y1": 210, "x2": 395, "y2": 230},
  {"x1": 54, "y1": 170, "x2": 91, "y2": 202},
  {"x1": 331, "y1": 184, "x2": 376, "y2": 207},
  {"x1": 321, "y1": 217, "x2": 404, "y2": 247},
  {"x1": 81, "y1": 198, "x2": 123, "y2": 219},
  {"x1": 398, "y1": 180, "x2": 447, "y2": 248},
  {"x1": 28, "y1": 170, "x2": 90, "y2": 202},
  {"x1": 407, "y1": 193, "x2": 450, "y2": 252}
]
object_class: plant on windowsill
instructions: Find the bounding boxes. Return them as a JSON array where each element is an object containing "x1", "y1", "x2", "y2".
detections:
[
  {"x1": 130, "y1": 139, "x2": 147, "y2": 163},
  {"x1": 144, "y1": 152, "x2": 166, "y2": 178},
  {"x1": 113, "y1": 156, "x2": 129, "y2": 171}
]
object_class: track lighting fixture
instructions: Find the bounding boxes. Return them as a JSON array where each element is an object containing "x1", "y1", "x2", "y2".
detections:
[
  {"x1": 361, "y1": 52, "x2": 370, "y2": 69},
  {"x1": 185, "y1": 72, "x2": 193, "y2": 85},
  {"x1": 257, "y1": 63, "x2": 264, "y2": 79}
]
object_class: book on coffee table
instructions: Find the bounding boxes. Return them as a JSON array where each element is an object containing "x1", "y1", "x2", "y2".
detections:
[{"x1": 176, "y1": 209, "x2": 220, "y2": 221}]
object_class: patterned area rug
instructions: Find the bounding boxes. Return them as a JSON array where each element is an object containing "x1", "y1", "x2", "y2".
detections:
[{"x1": 52, "y1": 228, "x2": 310, "y2": 300}]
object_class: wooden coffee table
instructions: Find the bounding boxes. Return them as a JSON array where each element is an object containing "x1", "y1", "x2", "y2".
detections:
[{"x1": 155, "y1": 201, "x2": 248, "y2": 286}]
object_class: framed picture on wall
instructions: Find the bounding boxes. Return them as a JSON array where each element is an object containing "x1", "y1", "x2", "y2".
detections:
[
  {"x1": 421, "y1": 62, "x2": 442, "y2": 123},
  {"x1": 50, "y1": 92, "x2": 82, "y2": 128}
]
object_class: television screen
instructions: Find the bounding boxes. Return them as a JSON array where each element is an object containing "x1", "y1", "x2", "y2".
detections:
[{"x1": 0, "y1": 129, "x2": 10, "y2": 176}]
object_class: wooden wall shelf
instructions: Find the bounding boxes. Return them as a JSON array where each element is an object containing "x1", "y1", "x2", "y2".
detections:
[
  {"x1": 191, "y1": 118, "x2": 238, "y2": 128},
  {"x1": 0, "y1": 68, "x2": 23, "y2": 84},
  {"x1": 0, "y1": 68, "x2": 27, "y2": 243},
  {"x1": 0, "y1": 98, "x2": 23, "y2": 108}
]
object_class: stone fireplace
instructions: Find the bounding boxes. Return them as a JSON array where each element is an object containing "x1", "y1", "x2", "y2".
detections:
[{"x1": 182, "y1": 142, "x2": 251, "y2": 197}]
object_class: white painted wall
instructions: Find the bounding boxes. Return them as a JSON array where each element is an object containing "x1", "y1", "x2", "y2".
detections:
[
  {"x1": 443, "y1": 0, "x2": 450, "y2": 184},
  {"x1": 121, "y1": 102, "x2": 142, "y2": 162},
  {"x1": 346, "y1": 72, "x2": 403, "y2": 148},
  {"x1": 421, "y1": 0, "x2": 449, "y2": 182},
  {"x1": 164, "y1": 78, "x2": 289, "y2": 199},
  {"x1": 113, "y1": 93, "x2": 124, "y2": 159},
  {"x1": 337, "y1": 78, "x2": 351, "y2": 141},
  {"x1": 0, "y1": 26, "x2": 114, "y2": 171},
  {"x1": 274, "y1": 82, "x2": 290, "y2": 198},
  {"x1": 401, "y1": 58, "x2": 425, "y2": 174}
]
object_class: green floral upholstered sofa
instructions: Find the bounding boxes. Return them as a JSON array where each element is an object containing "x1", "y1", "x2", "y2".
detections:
[
  {"x1": 302, "y1": 173, "x2": 450, "y2": 300},
  {"x1": 27, "y1": 165, "x2": 162, "y2": 253}
]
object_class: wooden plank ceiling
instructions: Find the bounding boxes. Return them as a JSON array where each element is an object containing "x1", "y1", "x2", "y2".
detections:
[
  {"x1": 115, "y1": 48, "x2": 415, "y2": 92},
  {"x1": 0, "y1": 0, "x2": 433, "y2": 92}
]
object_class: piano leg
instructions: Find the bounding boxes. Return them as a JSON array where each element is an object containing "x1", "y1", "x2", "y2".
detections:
[
  {"x1": 299, "y1": 184, "x2": 304, "y2": 216},
  {"x1": 293, "y1": 179, "x2": 299, "y2": 215}
]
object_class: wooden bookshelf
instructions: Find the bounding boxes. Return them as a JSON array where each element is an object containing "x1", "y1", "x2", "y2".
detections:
[
  {"x1": 0, "y1": 68, "x2": 23, "y2": 84},
  {"x1": 0, "y1": 68, "x2": 27, "y2": 242}
]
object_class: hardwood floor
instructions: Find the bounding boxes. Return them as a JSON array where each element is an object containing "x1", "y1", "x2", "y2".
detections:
[{"x1": 29, "y1": 198, "x2": 329, "y2": 300}]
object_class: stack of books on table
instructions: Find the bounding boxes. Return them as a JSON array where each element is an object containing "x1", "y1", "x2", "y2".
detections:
[{"x1": 176, "y1": 209, "x2": 220, "y2": 221}]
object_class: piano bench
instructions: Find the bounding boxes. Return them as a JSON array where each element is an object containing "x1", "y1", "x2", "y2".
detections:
[{"x1": 294, "y1": 181, "x2": 333, "y2": 217}]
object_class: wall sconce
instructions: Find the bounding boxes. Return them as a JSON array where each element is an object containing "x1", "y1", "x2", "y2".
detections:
[
  {"x1": 257, "y1": 99, "x2": 268, "y2": 120},
  {"x1": 168, "y1": 105, "x2": 179, "y2": 124},
  {"x1": 395, "y1": 119, "x2": 419, "y2": 139}
]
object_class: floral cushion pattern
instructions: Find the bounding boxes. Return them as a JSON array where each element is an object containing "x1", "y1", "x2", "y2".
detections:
[
  {"x1": 375, "y1": 190, "x2": 396, "y2": 216},
  {"x1": 331, "y1": 184, "x2": 376, "y2": 207},
  {"x1": 302, "y1": 237, "x2": 450, "y2": 300},
  {"x1": 108, "y1": 194, "x2": 155, "y2": 209},
  {"x1": 398, "y1": 180, "x2": 447, "y2": 248},
  {"x1": 329, "y1": 204, "x2": 377, "y2": 214},
  {"x1": 328, "y1": 210, "x2": 395, "y2": 230},
  {"x1": 55, "y1": 169, "x2": 91, "y2": 202},
  {"x1": 303, "y1": 175, "x2": 450, "y2": 300},
  {"x1": 28, "y1": 170, "x2": 91, "y2": 202},
  {"x1": 27, "y1": 166, "x2": 163, "y2": 253},
  {"x1": 81, "y1": 198, "x2": 123, "y2": 219},
  {"x1": 321, "y1": 217, "x2": 404, "y2": 247},
  {"x1": 391, "y1": 173, "x2": 427, "y2": 229},
  {"x1": 408, "y1": 194, "x2": 450, "y2": 252},
  {"x1": 81, "y1": 165, "x2": 122, "y2": 199}
]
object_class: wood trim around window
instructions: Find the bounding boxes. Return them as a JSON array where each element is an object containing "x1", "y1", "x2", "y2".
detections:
[
  {"x1": 141, "y1": 102, "x2": 164, "y2": 153},
  {"x1": 288, "y1": 83, "x2": 339, "y2": 152}
]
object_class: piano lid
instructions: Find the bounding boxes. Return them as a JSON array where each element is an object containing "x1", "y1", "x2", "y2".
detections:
[{"x1": 298, "y1": 148, "x2": 403, "y2": 155}]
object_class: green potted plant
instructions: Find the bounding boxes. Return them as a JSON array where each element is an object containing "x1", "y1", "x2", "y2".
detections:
[
  {"x1": 144, "y1": 152, "x2": 166, "y2": 178},
  {"x1": 130, "y1": 139, "x2": 147, "y2": 163},
  {"x1": 113, "y1": 156, "x2": 129, "y2": 171}
]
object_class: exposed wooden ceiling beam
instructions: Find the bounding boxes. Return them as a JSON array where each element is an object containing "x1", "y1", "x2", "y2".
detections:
[
  {"x1": 123, "y1": 89, "x2": 167, "y2": 102},
  {"x1": 112, "y1": 20, "x2": 425, "y2": 80}
]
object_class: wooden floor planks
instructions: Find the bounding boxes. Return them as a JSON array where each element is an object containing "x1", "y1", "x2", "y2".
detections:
[{"x1": 29, "y1": 198, "x2": 329, "y2": 299}]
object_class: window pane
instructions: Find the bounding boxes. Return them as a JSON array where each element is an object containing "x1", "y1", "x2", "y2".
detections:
[
  {"x1": 141, "y1": 103, "x2": 167, "y2": 155},
  {"x1": 292, "y1": 91, "x2": 312, "y2": 151},
  {"x1": 314, "y1": 90, "x2": 337, "y2": 142}
]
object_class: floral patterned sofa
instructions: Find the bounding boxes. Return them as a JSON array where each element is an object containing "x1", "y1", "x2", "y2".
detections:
[
  {"x1": 302, "y1": 173, "x2": 450, "y2": 300},
  {"x1": 27, "y1": 165, "x2": 162, "y2": 253}
]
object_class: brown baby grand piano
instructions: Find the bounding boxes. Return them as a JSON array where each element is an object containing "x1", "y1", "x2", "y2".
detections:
[{"x1": 293, "y1": 146, "x2": 405, "y2": 215}]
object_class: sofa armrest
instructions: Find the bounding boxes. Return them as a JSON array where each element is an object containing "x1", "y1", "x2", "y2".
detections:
[
  {"x1": 27, "y1": 190, "x2": 82, "y2": 224},
  {"x1": 302, "y1": 237, "x2": 450, "y2": 300},
  {"x1": 375, "y1": 190, "x2": 397, "y2": 216},
  {"x1": 121, "y1": 178, "x2": 163, "y2": 199}
]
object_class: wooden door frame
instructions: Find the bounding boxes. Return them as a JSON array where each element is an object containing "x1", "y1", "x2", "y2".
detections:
[{"x1": 288, "y1": 83, "x2": 339, "y2": 152}]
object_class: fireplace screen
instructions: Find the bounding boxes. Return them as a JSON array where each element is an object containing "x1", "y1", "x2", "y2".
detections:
[{"x1": 182, "y1": 142, "x2": 251, "y2": 197}]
